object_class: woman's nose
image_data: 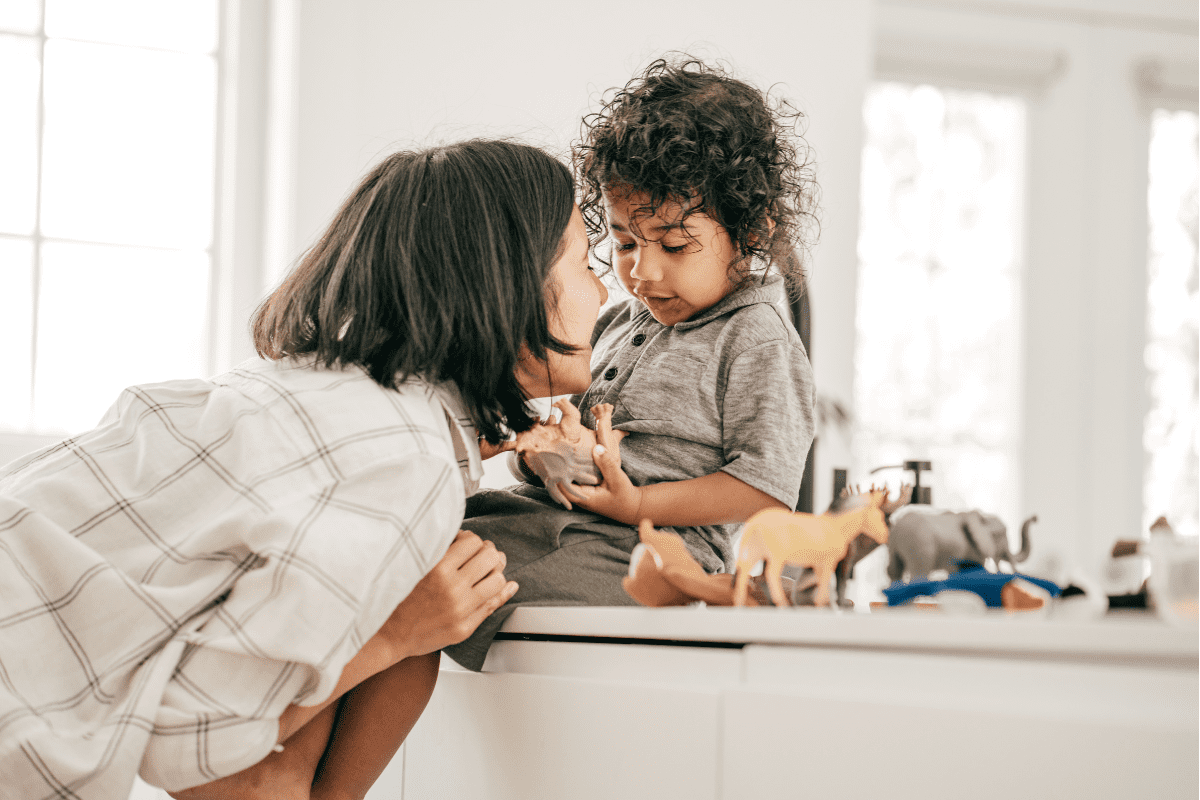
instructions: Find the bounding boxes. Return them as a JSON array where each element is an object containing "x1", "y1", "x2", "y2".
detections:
[{"x1": 593, "y1": 271, "x2": 609, "y2": 305}]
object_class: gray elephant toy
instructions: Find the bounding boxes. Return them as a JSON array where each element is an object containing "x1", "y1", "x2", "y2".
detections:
[{"x1": 886, "y1": 509, "x2": 1036, "y2": 582}]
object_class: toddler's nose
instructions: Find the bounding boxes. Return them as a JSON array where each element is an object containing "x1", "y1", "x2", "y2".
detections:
[{"x1": 628, "y1": 247, "x2": 664, "y2": 282}]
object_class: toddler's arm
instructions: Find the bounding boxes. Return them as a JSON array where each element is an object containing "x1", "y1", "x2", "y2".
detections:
[{"x1": 568, "y1": 404, "x2": 787, "y2": 526}]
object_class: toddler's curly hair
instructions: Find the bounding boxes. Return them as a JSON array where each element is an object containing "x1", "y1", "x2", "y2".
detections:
[{"x1": 573, "y1": 56, "x2": 819, "y2": 292}]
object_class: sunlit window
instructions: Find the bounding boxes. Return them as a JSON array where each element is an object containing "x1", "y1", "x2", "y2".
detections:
[
  {"x1": 1144, "y1": 108, "x2": 1199, "y2": 539},
  {"x1": 852, "y1": 82, "x2": 1026, "y2": 530},
  {"x1": 0, "y1": 0, "x2": 219, "y2": 435}
]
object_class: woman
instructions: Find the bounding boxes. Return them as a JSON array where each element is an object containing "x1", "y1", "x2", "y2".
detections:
[{"x1": 0, "y1": 139, "x2": 607, "y2": 800}]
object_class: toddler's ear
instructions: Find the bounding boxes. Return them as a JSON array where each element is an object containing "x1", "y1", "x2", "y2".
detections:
[{"x1": 747, "y1": 216, "x2": 776, "y2": 251}]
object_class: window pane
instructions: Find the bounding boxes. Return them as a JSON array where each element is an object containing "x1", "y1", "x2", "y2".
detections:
[
  {"x1": 853, "y1": 83, "x2": 1026, "y2": 531},
  {"x1": 0, "y1": 238, "x2": 35, "y2": 431},
  {"x1": 45, "y1": 0, "x2": 218, "y2": 54},
  {"x1": 41, "y1": 39, "x2": 216, "y2": 249},
  {"x1": 34, "y1": 241, "x2": 209, "y2": 434},
  {"x1": 0, "y1": 35, "x2": 40, "y2": 235},
  {"x1": 0, "y1": 0, "x2": 40, "y2": 34},
  {"x1": 1145, "y1": 109, "x2": 1199, "y2": 539}
]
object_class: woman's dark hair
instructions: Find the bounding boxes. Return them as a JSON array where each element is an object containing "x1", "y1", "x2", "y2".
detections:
[
  {"x1": 574, "y1": 56, "x2": 819, "y2": 293},
  {"x1": 252, "y1": 139, "x2": 576, "y2": 443}
]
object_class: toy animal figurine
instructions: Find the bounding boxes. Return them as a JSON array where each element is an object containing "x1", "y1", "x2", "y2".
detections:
[
  {"x1": 733, "y1": 490, "x2": 891, "y2": 607},
  {"x1": 829, "y1": 483, "x2": 912, "y2": 607},
  {"x1": 886, "y1": 509, "x2": 1036, "y2": 583},
  {"x1": 510, "y1": 399, "x2": 626, "y2": 509},
  {"x1": 882, "y1": 565, "x2": 1061, "y2": 610},
  {"x1": 623, "y1": 520, "x2": 762, "y2": 606}
]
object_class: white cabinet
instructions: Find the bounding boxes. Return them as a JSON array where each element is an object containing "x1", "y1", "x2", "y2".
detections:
[{"x1": 370, "y1": 609, "x2": 1198, "y2": 800}]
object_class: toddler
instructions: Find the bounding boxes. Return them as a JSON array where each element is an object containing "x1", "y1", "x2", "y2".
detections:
[{"x1": 445, "y1": 56, "x2": 818, "y2": 670}]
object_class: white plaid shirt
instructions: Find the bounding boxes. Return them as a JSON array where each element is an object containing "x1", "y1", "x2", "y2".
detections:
[{"x1": 0, "y1": 357, "x2": 482, "y2": 798}]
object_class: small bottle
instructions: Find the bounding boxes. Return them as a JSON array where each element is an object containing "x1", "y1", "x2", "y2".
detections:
[
  {"x1": 905, "y1": 460, "x2": 932, "y2": 505},
  {"x1": 830, "y1": 468, "x2": 848, "y2": 511}
]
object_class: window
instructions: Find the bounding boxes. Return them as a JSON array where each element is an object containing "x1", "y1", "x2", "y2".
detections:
[
  {"x1": 1145, "y1": 108, "x2": 1199, "y2": 538},
  {"x1": 852, "y1": 82, "x2": 1026, "y2": 531},
  {"x1": 0, "y1": 0, "x2": 220, "y2": 436}
]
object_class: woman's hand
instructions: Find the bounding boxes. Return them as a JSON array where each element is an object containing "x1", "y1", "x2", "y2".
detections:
[
  {"x1": 479, "y1": 437, "x2": 516, "y2": 460},
  {"x1": 273, "y1": 532, "x2": 512, "y2": 745},
  {"x1": 376, "y1": 530, "x2": 518, "y2": 662}
]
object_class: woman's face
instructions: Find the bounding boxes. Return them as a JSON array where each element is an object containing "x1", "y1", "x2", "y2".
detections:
[{"x1": 516, "y1": 206, "x2": 608, "y2": 398}]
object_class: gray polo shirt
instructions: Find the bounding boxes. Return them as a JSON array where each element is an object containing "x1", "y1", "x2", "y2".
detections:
[{"x1": 572, "y1": 274, "x2": 815, "y2": 570}]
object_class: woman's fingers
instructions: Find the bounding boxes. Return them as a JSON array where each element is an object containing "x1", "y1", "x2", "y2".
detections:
[
  {"x1": 478, "y1": 438, "x2": 516, "y2": 460},
  {"x1": 440, "y1": 529, "x2": 484, "y2": 570},
  {"x1": 470, "y1": 569, "x2": 508, "y2": 601},
  {"x1": 454, "y1": 579, "x2": 518, "y2": 643},
  {"x1": 466, "y1": 580, "x2": 519, "y2": 628},
  {"x1": 457, "y1": 538, "x2": 505, "y2": 586}
]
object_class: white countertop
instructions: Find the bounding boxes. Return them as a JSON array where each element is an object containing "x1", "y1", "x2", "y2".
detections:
[{"x1": 498, "y1": 605, "x2": 1198, "y2": 663}]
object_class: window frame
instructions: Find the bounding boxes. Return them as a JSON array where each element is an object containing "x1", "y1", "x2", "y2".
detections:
[
  {"x1": 871, "y1": 0, "x2": 1198, "y2": 570},
  {"x1": 0, "y1": 0, "x2": 279, "y2": 466}
]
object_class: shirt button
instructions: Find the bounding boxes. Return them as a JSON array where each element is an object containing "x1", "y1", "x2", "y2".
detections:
[
  {"x1": 603, "y1": 367, "x2": 618, "y2": 380},
  {"x1": 632, "y1": 333, "x2": 646, "y2": 346}
]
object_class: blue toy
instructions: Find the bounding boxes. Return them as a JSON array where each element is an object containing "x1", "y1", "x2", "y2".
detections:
[{"x1": 883, "y1": 563, "x2": 1062, "y2": 608}]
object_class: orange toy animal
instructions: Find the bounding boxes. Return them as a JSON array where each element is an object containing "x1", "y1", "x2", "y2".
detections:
[
  {"x1": 624, "y1": 519, "x2": 762, "y2": 606},
  {"x1": 733, "y1": 490, "x2": 891, "y2": 607}
]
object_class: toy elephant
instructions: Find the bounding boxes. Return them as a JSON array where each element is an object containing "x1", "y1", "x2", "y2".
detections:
[{"x1": 886, "y1": 509, "x2": 1036, "y2": 582}]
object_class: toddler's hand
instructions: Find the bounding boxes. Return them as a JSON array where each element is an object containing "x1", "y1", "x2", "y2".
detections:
[
  {"x1": 377, "y1": 530, "x2": 518, "y2": 661},
  {"x1": 568, "y1": 409, "x2": 643, "y2": 524}
]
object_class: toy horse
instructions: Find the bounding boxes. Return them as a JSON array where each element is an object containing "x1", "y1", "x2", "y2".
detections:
[{"x1": 733, "y1": 490, "x2": 891, "y2": 607}]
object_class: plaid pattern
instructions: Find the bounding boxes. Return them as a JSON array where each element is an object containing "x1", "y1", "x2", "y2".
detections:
[{"x1": 0, "y1": 357, "x2": 482, "y2": 798}]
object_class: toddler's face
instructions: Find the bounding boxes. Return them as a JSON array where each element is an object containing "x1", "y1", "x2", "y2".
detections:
[
  {"x1": 517, "y1": 206, "x2": 608, "y2": 398},
  {"x1": 602, "y1": 188, "x2": 738, "y2": 327}
]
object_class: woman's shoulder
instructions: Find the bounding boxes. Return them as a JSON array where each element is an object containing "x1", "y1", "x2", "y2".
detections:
[{"x1": 223, "y1": 358, "x2": 463, "y2": 471}]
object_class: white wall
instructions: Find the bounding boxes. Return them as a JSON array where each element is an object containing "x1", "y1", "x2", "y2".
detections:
[
  {"x1": 273, "y1": 0, "x2": 1197, "y2": 575},
  {"x1": 281, "y1": 0, "x2": 875, "y2": 511}
]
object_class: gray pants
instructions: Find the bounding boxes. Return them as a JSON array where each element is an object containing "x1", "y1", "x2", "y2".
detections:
[{"x1": 442, "y1": 487, "x2": 641, "y2": 671}]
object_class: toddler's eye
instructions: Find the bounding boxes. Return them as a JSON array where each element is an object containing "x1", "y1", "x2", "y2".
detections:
[
  {"x1": 662, "y1": 244, "x2": 687, "y2": 254},
  {"x1": 614, "y1": 242, "x2": 636, "y2": 252}
]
